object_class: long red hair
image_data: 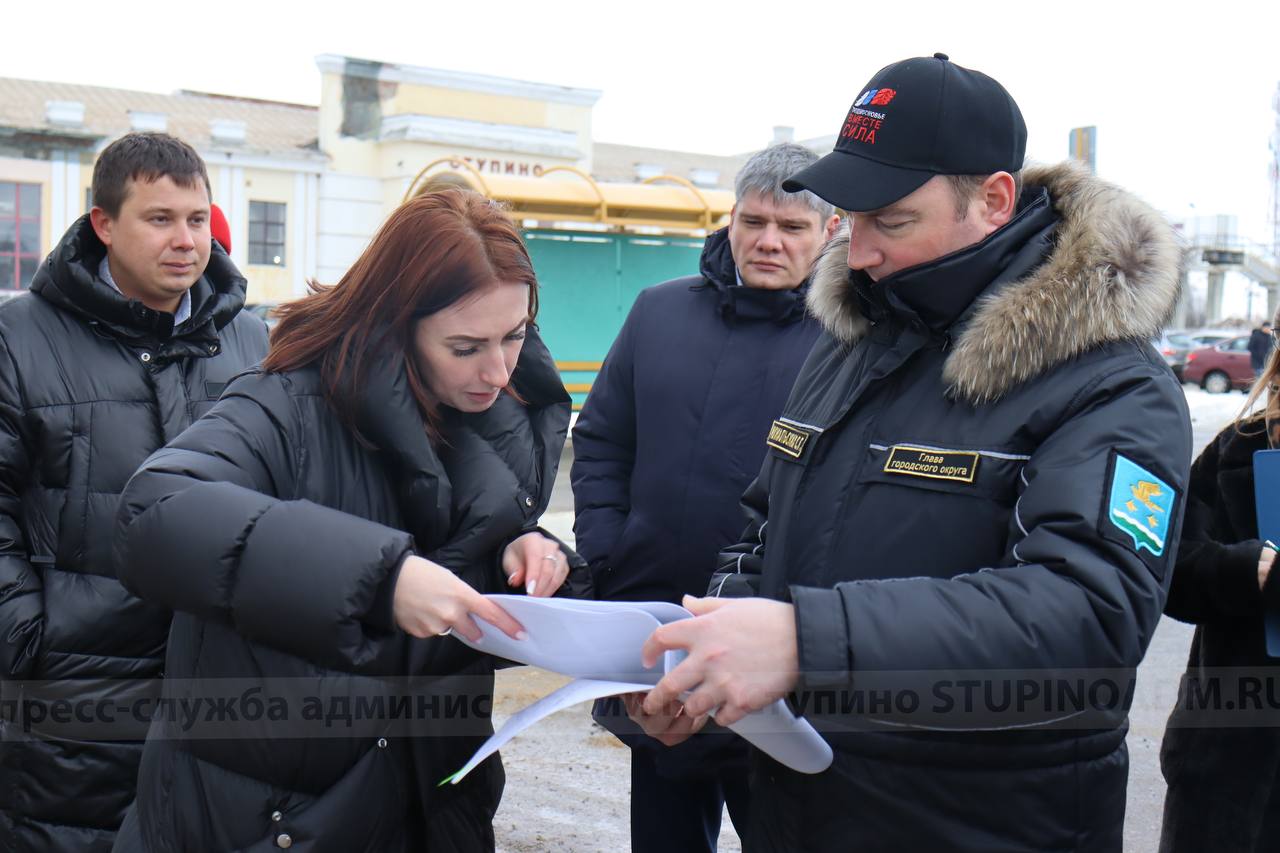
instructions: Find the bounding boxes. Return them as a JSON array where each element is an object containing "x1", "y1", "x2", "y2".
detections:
[{"x1": 263, "y1": 190, "x2": 538, "y2": 440}]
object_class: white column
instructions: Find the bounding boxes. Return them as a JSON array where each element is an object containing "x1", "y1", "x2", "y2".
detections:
[
  {"x1": 292, "y1": 171, "x2": 307, "y2": 296},
  {"x1": 307, "y1": 173, "x2": 319, "y2": 289},
  {"x1": 48, "y1": 150, "x2": 67, "y2": 242},
  {"x1": 217, "y1": 166, "x2": 233, "y2": 213},
  {"x1": 229, "y1": 167, "x2": 247, "y2": 270},
  {"x1": 63, "y1": 155, "x2": 80, "y2": 227},
  {"x1": 296, "y1": 173, "x2": 320, "y2": 296}
]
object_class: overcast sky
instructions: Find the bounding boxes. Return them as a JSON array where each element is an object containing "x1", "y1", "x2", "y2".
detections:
[{"x1": 8, "y1": 0, "x2": 1280, "y2": 245}]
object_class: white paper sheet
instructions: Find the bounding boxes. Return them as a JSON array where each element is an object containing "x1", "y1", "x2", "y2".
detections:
[
  {"x1": 446, "y1": 595, "x2": 833, "y2": 782},
  {"x1": 461, "y1": 596, "x2": 668, "y2": 683},
  {"x1": 441, "y1": 678, "x2": 655, "y2": 786}
]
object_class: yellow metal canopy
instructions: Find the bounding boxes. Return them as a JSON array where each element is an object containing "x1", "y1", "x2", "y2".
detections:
[{"x1": 405, "y1": 158, "x2": 733, "y2": 233}]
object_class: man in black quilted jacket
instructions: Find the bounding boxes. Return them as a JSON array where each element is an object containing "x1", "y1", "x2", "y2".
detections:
[
  {"x1": 0, "y1": 132, "x2": 268, "y2": 851},
  {"x1": 641, "y1": 54, "x2": 1191, "y2": 851}
]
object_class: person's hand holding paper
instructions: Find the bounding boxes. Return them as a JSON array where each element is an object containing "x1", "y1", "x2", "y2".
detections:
[
  {"x1": 622, "y1": 692, "x2": 709, "y2": 747},
  {"x1": 392, "y1": 555, "x2": 526, "y2": 642},
  {"x1": 446, "y1": 594, "x2": 831, "y2": 785},
  {"x1": 641, "y1": 595, "x2": 800, "y2": 727}
]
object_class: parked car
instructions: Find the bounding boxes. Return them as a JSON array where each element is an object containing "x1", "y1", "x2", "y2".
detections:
[
  {"x1": 1153, "y1": 331, "x2": 1196, "y2": 381},
  {"x1": 1184, "y1": 329, "x2": 1246, "y2": 348},
  {"x1": 1182, "y1": 335, "x2": 1255, "y2": 393},
  {"x1": 244, "y1": 302, "x2": 280, "y2": 329}
]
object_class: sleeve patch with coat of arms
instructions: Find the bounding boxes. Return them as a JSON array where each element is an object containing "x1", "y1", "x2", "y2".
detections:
[{"x1": 1105, "y1": 453, "x2": 1175, "y2": 558}]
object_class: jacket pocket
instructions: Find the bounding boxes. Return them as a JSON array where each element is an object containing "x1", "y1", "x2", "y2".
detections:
[
  {"x1": 54, "y1": 404, "x2": 92, "y2": 568},
  {"x1": 240, "y1": 742, "x2": 412, "y2": 852},
  {"x1": 594, "y1": 512, "x2": 661, "y2": 599}
]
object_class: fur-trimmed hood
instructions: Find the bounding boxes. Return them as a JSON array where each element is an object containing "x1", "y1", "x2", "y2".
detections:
[{"x1": 807, "y1": 161, "x2": 1182, "y2": 404}]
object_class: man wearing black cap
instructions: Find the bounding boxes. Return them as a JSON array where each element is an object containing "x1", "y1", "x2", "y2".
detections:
[{"x1": 641, "y1": 54, "x2": 1191, "y2": 849}]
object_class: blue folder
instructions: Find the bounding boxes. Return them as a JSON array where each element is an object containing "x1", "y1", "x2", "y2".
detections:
[{"x1": 1250, "y1": 449, "x2": 1280, "y2": 656}]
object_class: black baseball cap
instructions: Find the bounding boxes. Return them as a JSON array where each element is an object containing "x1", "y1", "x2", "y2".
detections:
[{"x1": 783, "y1": 54, "x2": 1026, "y2": 212}]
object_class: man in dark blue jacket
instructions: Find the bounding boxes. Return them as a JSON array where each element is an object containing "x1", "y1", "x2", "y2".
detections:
[
  {"x1": 570, "y1": 143, "x2": 838, "y2": 852},
  {"x1": 641, "y1": 55, "x2": 1191, "y2": 851}
]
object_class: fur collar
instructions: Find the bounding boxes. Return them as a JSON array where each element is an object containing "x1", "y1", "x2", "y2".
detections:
[{"x1": 807, "y1": 161, "x2": 1182, "y2": 404}]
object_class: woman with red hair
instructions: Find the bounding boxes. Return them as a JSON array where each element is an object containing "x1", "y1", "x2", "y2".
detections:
[{"x1": 112, "y1": 190, "x2": 578, "y2": 851}]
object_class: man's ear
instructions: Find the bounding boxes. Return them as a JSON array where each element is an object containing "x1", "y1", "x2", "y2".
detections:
[
  {"x1": 979, "y1": 172, "x2": 1018, "y2": 230},
  {"x1": 823, "y1": 214, "x2": 841, "y2": 241},
  {"x1": 89, "y1": 207, "x2": 114, "y2": 248}
]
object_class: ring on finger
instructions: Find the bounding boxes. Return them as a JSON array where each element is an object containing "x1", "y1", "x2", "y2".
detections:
[{"x1": 542, "y1": 552, "x2": 559, "y2": 562}]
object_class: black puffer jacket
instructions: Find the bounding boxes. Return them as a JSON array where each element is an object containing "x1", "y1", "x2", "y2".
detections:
[
  {"x1": 1160, "y1": 422, "x2": 1280, "y2": 852},
  {"x1": 112, "y1": 328, "x2": 570, "y2": 852},
  {"x1": 709, "y1": 163, "x2": 1191, "y2": 851},
  {"x1": 0, "y1": 216, "x2": 267, "y2": 851}
]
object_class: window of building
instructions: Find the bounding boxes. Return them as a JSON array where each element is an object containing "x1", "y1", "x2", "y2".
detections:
[
  {"x1": 689, "y1": 168, "x2": 721, "y2": 188},
  {"x1": 0, "y1": 182, "x2": 42, "y2": 290},
  {"x1": 248, "y1": 201, "x2": 286, "y2": 266}
]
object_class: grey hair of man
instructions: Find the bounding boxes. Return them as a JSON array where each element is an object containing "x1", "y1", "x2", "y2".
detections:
[{"x1": 735, "y1": 143, "x2": 835, "y2": 220}]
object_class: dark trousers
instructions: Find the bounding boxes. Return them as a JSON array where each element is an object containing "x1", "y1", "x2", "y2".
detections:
[{"x1": 630, "y1": 745, "x2": 751, "y2": 853}]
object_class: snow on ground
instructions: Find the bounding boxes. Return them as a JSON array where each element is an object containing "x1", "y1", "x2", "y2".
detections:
[
  {"x1": 1185, "y1": 383, "x2": 1262, "y2": 456},
  {"x1": 1184, "y1": 383, "x2": 1250, "y2": 427}
]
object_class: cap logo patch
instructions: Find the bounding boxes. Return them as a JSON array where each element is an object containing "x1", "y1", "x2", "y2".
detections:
[
  {"x1": 841, "y1": 107, "x2": 884, "y2": 144},
  {"x1": 842, "y1": 89, "x2": 897, "y2": 145},
  {"x1": 855, "y1": 88, "x2": 897, "y2": 107}
]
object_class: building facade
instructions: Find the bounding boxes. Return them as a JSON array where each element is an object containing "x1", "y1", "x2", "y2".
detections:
[
  {"x1": 0, "y1": 57, "x2": 762, "y2": 406},
  {"x1": 0, "y1": 77, "x2": 323, "y2": 301}
]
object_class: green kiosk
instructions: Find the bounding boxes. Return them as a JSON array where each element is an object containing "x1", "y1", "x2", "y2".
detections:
[{"x1": 406, "y1": 160, "x2": 734, "y2": 411}]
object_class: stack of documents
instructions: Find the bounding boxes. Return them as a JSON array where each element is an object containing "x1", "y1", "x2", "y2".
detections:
[{"x1": 445, "y1": 595, "x2": 833, "y2": 784}]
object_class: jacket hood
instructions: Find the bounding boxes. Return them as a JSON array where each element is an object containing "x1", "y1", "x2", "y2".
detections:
[
  {"x1": 352, "y1": 325, "x2": 569, "y2": 553},
  {"x1": 807, "y1": 161, "x2": 1182, "y2": 404},
  {"x1": 699, "y1": 226, "x2": 738, "y2": 289},
  {"x1": 31, "y1": 214, "x2": 249, "y2": 341},
  {"x1": 698, "y1": 227, "x2": 810, "y2": 324}
]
